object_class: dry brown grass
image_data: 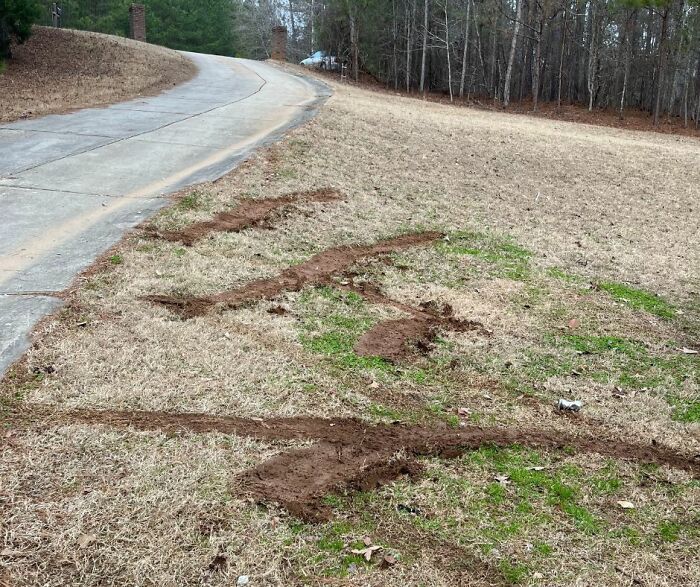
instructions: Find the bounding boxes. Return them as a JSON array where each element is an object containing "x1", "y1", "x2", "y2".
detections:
[
  {"x1": 0, "y1": 27, "x2": 196, "y2": 123},
  {"x1": 1, "y1": 64, "x2": 698, "y2": 585}
]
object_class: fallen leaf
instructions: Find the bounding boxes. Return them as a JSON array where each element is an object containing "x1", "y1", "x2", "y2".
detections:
[
  {"x1": 680, "y1": 347, "x2": 698, "y2": 355},
  {"x1": 494, "y1": 474, "x2": 510, "y2": 485},
  {"x1": 567, "y1": 318, "x2": 580, "y2": 329},
  {"x1": 617, "y1": 500, "x2": 635, "y2": 509},
  {"x1": 457, "y1": 407, "x2": 472, "y2": 417},
  {"x1": 527, "y1": 466, "x2": 546, "y2": 471},
  {"x1": 363, "y1": 536, "x2": 372, "y2": 546},
  {"x1": 351, "y1": 545, "x2": 383, "y2": 561},
  {"x1": 382, "y1": 554, "x2": 397, "y2": 567},
  {"x1": 533, "y1": 572, "x2": 544, "y2": 579},
  {"x1": 369, "y1": 381, "x2": 380, "y2": 389},
  {"x1": 77, "y1": 533, "x2": 97, "y2": 548}
]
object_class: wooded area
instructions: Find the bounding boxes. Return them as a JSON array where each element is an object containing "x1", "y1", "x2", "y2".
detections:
[
  {"x1": 262, "y1": 0, "x2": 700, "y2": 127},
  {"x1": 9, "y1": 0, "x2": 700, "y2": 126}
]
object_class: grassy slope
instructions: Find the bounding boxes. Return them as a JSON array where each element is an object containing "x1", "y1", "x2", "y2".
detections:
[
  {"x1": 0, "y1": 27, "x2": 196, "y2": 123},
  {"x1": 0, "y1": 68, "x2": 698, "y2": 586}
]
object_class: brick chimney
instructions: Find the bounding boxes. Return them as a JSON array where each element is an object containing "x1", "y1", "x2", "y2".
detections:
[
  {"x1": 129, "y1": 4, "x2": 146, "y2": 42},
  {"x1": 271, "y1": 26, "x2": 287, "y2": 61}
]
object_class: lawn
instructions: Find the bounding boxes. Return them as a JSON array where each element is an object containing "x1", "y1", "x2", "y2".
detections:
[{"x1": 1, "y1": 66, "x2": 698, "y2": 586}]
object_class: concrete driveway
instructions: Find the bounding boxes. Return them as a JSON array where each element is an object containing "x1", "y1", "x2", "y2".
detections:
[{"x1": 0, "y1": 53, "x2": 328, "y2": 375}]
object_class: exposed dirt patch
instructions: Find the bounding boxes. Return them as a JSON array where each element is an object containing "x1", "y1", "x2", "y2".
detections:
[
  {"x1": 152, "y1": 188, "x2": 343, "y2": 246},
  {"x1": 350, "y1": 291, "x2": 484, "y2": 362},
  {"x1": 0, "y1": 27, "x2": 196, "y2": 124},
  {"x1": 145, "y1": 232, "x2": 442, "y2": 318},
  {"x1": 355, "y1": 315, "x2": 479, "y2": 363},
  {"x1": 235, "y1": 420, "x2": 700, "y2": 521},
  {"x1": 10, "y1": 405, "x2": 699, "y2": 522}
]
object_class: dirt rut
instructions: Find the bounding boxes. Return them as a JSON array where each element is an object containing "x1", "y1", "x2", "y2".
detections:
[
  {"x1": 145, "y1": 232, "x2": 443, "y2": 319},
  {"x1": 12, "y1": 405, "x2": 700, "y2": 521},
  {"x1": 152, "y1": 188, "x2": 342, "y2": 246}
]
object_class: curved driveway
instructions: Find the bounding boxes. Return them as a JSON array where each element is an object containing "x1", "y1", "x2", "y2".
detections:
[{"x1": 0, "y1": 53, "x2": 329, "y2": 374}]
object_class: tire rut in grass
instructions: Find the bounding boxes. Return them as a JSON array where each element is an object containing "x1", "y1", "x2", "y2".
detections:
[
  {"x1": 12, "y1": 405, "x2": 700, "y2": 521},
  {"x1": 151, "y1": 188, "x2": 343, "y2": 246},
  {"x1": 144, "y1": 232, "x2": 443, "y2": 319}
]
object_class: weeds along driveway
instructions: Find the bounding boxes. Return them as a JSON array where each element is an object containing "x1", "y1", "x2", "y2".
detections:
[{"x1": 0, "y1": 53, "x2": 329, "y2": 374}]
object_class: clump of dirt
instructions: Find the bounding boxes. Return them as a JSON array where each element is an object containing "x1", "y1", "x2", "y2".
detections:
[
  {"x1": 153, "y1": 188, "x2": 343, "y2": 246},
  {"x1": 12, "y1": 405, "x2": 700, "y2": 522},
  {"x1": 144, "y1": 232, "x2": 443, "y2": 318},
  {"x1": 336, "y1": 278, "x2": 484, "y2": 363},
  {"x1": 355, "y1": 317, "x2": 438, "y2": 362},
  {"x1": 354, "y1": 299, "x2": 483, "y2": 363}
]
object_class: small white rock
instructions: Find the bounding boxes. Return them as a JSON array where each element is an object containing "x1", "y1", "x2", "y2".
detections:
[{"x1": 237, "y1": 576, "x2": 250, "y2": 586}]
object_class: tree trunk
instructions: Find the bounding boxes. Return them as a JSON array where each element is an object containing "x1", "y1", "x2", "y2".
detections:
[
  {"x1": 503, "y1": 0, "x2": 521, "y2": 107},
  {"x1": 488, "y1": 16, "x2": 497, "y2": 97},
  {"x1": 349, "y1": 9, "x2": 359, "y2": 81},
  {"x1": 532, "y1": 12, "x2": 544, "y2": 112},
  {"x1": 406, "y1": 0, "x2": 415, "y2": 92},
  {"x1": 667, "y1": 0, "x2": 686, "y2": 120},
  {"x1": 587, "y1": 0, "x2": 598, "y2": 112},
  {"x1": 459, "y1": 0, "x2": 472, "y2": 98},
  {"x1": 288, "y1": 0, "x2": 297, "y2": 41},
  {"x1": 444, "y1": 3, "x2": 453, "y2": 101},
  {"x1": 420, "y1": 0, "x2": 429, "y2": 94},
  {"x1": 310, "y1": 0, "x2": 315, "y2": 53},
  {"x1": 557, "y1": 3, "x2": 568, "y2": 108},
  {"x1": 619, "y1": 10, "x2": 636, "y2": 119},
  {"x1": 392, "y1": 0, "x2": 398, "y2": 89},
  {"x1": 653, "y1": 7, "x2": 670, "y2": 126}
]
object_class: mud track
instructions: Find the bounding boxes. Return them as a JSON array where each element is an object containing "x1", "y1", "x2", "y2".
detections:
[
  {"x1": 11, "y1": 405, "x2": 700, "y2": 522},
  {"x1": 151, "y1": 188, "x2": 342, "y2": 246},
  {"x1": 145, "y1": 232, "x2": 443, "y2": 319},
  {"x1": 342, "y1": 283, "x2": 485, "y2": 362}
]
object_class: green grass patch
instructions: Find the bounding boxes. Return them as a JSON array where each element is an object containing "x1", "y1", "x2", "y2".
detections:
[
  {"x1": 498, "y1": 559, "x2": 531, "y2": 585},
  {"x1": 658, "y1": 521, "x2": 681, "y2": 543},
  {"x1": 177, "y1": 190, "x2": 205, "y2": 211},
  {"x1": 546, "y1": 266, "x2": 583, "y2": 284},
  {"x1": 298, "y1": 287, "x2": 394, "y2": 374},
  {"x1": 598, "y1": 282, "x2": 675, "y2": 319},
  {"x1": 108, "y1": 254, "x2": 123, "y2": 265},
  {"x1": 669, "y1": 396, "x2": 700, "y2": 423},
  {"x1": 438, "y1": 230, "x2": 532, "y2": 280},
  {"x1": 562, "y1": 334, "x2": 643, "y2": 356}
]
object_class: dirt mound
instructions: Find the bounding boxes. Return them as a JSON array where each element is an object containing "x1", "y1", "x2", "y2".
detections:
[
  {"x1": 153, "y1": 188, "x2": 342, "y2": 246},
  {"x1": 145, "y1": 232, "x2": 443, "y2": 318},
  {"x1": 354, "y1": 298, "x2": 483, "y2": 363},
  {"x1": 13, "y1": 405, "x2": 700, "y2": 521},
  {"x1": 0, "y1": 27, "x2": 195, "y2": 124}
]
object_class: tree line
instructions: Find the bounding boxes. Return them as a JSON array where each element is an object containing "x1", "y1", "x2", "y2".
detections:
[
  {"x1": 3, "y1": 0, "x2": 698, "y2": 126},
  {"x1": 267, "y1": 0, "x2": 700, "y2": 127}
]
